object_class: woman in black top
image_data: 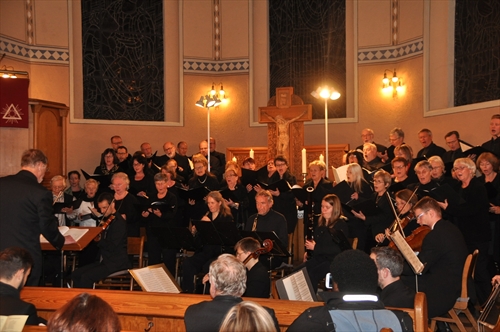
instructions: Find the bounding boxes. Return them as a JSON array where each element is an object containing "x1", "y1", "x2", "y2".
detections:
[
  {"x1": 182, "y1": 191, "x2": 232, "y2": 293},
  {"x1": 142, "y1": 173, "x2": 177, "y2": 274},
  {"x1": 268, "y1": 156, "x2": 297, "y2": 234},
  {"x1": 187, "y1": 154, "x2": 220, "y2": 220},
  {"x1": 298, "y1": 194, "x2": 350, "y2": 293},
  {"x1": 129, "y1": 155, "x2": 155, "y2": 207},
  {"x1": 220, "y1": 167, "x2": 249, "y2": 230},
  {"x1": 352, "y1": 170, "x2": 394, "y2": 252}
]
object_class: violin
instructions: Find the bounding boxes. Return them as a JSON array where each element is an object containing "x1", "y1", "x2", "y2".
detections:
[
  {"x1": 389, "y1": 225, "x2": 431, "y2": 252},
  {"x1": 242, "y1": 239, "x2": 273, "y2": 265},
  {"x1": 94, "y1": 215, "x2": 115, "y2": 241}
]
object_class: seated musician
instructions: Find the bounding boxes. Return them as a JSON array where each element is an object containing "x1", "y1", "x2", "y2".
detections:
[
  {"x1": 71, "y1": 192, "x2": 129, "y2": 288},
  {"x1": 184, "y1": 254, "x2": 279, "y2": 332},
  {"x1": 244, "y1": 190, "x2": 288, "y2": 254},
  {"x1": 375, "y1": 189, "x2": 419, "y2": 246},
  {"x1": 370, "y1": 246, "x2": 414, "y2": 308},
  {"x1": 181, "y1": 191, "x2": 233, "y2": 293},
  {"x1": 401, "y1": 197, "x2": 468, "y2": 318},
  {"x1": 298, "y1": 194, "x2": 350, "y2": 293},
  {"x1": 0, "y1": 247, "x2": 44, "y2": 325},
  {"x1": 287, "y1": 250, "x2": 413, "y2": 331},
  {"x1": 234, "y1": 237, "x2": 270, "y2": 298}
]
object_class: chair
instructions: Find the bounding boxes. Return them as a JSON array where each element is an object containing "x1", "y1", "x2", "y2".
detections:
[
  {"x1": 430, "y1": 250, "x2": 479, "y2": 332},
  {"x1": 94, "y1": 236, "x2": 145, "y2": 291},
  {"x1": 387, "y1": 292, "x2": 430, "y2": 332},
  {"x1": 349, "y1": 237, "x2": 358, "y2": 249}
]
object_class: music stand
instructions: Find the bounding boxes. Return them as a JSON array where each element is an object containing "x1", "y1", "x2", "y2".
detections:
[
  {"x1": 152, "y1": 226, "x2": 196, "y2": 251},
  {"x1": 192, "y1": 221, "x2": 242, "y2": 248}
]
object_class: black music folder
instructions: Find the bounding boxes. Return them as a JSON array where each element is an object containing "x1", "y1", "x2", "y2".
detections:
[
  {"x1": 53, "y1": 201, "x2": 80, "y2": 214},
  {"x1": 177, "y1": 186, "x2": 211, "y2": 201},
  {"x1": 331, "y1": 180, "x2": 355, "y2": 204},
  {"x1": 291, "y1": 185, "x2": 307, "y2": 204},
  {"x1": 241, "y1": 165, "x2": 268, "y2": 186},
  {"x1": 257, "y1": 179, "x2": 292, "y2": 193},
  {"x1": 346, "y1": 199, "x2": 381, "y2": 217},
  {"x1": 81, "y1": 169, "x2": 112, "y2": 189},
  {"x1": 240, "y1": 231, "x2": 291, "y2": 257},
  {"x1": 422, "y1": 183, "x2": 464, "y2": 206},
  {"x1": 219, "y1": 188, "x2": 239, "y2": 203},
  {"x1": 192, "y1": 221, "x2": 241, "y2": 247},
  {"x1": 141, "y1": 200, "x2": 176, "y2": 213}
]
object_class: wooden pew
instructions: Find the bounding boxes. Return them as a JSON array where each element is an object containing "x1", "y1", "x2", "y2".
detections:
[
  {"x1": 21, "y1": 287, "x2": 321, "y2": 332},
  {"x1": 21, "y1": 287, "x2": 428, "y2": 332}
]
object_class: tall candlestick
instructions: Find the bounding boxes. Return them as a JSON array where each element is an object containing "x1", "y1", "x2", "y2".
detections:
[
  {"x1": 302, "y1": 148, "x2": 307, "y2": 174},
  {"x1": 249, "y1": 149, "x2": 254, "y2": 159},
  {"x1": 319, "y1": 154, "x2": 324, "y2": 162}
]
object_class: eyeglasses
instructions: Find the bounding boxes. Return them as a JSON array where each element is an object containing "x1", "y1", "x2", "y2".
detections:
[
  {"x1": 275, "y1": 163, "x2": 286, "y2": 167},
  {"x1": 416, "y1": 211, "x2": 428, "y2": 220},
  {"x1": 194, "y1": 166, "x2": 205, "y2": 171},
  {"x1": 392, "y1": 165, "x2": 405, "y2": 170},
  {"x1": 452, "y1": 166, "x2": 467, "y2": 172}
]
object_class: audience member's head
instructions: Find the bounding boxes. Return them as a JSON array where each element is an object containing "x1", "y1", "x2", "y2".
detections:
[
  {"x1": 47, "y1": 293, "x2": 121, "y2": 332},
  {"x1": 0, "y1": 247, "x2": 34, "y2": 290},
  {"x1": 370, "y1": 247, "x2": 404, "y2": 289},
  {"x1": 209, "y1": 254, "x2": 247, "y2": 298},
  {"x1": 219, "y1": 301, "x2": 276, "y2": 332},
  {"x1": 330, "y1": 249, "x2": 378, "y2": 294}
]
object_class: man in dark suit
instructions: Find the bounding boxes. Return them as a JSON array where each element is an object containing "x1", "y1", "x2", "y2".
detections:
[
  {"x1": 0, "y1": 149, "x2": 72, "y2": 286},
  {"x1": 481, "y1": 114, "x2": 500, "y2": 157},
  {"x1": 402, "y1": 197, "x2": 468, "y2": 319},
  {"x1": 0, "y1": 247, "x2": 42, "y2": 325},
  {"x1": 71, "y1": 192, "x2": 130, "y2": 288},
  {"x1": 370, "y1": 246, "x2": 414, "y2": 308},
  {"x1": 210, "y1": 137, "x2": 226, "y2": 168},
  {"x1": 416, "y1": 128, "x2": 446, "y2": 159},
  {"x1": 157, "y1": 141, "x2": 192, "y2": 180},
  {"x1": 184, "y1": 254, "x2": 279, "y2": 332},
  {"x1": 442, "y1": 131, "x2": 465, "y2": 164}
]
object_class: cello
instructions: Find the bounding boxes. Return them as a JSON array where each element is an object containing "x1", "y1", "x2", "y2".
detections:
[{"x1": 243, "y1": 239, "x2": 273, "y2": 265}]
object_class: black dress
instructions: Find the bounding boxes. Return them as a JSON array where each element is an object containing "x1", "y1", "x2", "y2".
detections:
[
  {"x1": 114, "y1": 192, "x2": 140, "y2": 237},
  {"x1": 187, "y1": 173, "x2": 220, "y2": 220},
  {"x1": 269, "y1": 171, "x2": 298, "y2": 234}
]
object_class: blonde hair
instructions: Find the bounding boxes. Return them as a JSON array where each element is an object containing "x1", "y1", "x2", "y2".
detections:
[
  {"x1": 346, "y1": 163, "x2": 368, "y2": 193},
  {"x1": 111, "y1": 172, "x2": 130, "y2": 189},
  {"x1": 84, "y1": 179, "x2": 99, "y2": 189},
  {"x1": 219, "y1": 301, "x2": 276, "y2": 332},
  {"x1": 309, "y1": 160, "x2": 326, "y2": 171},
  {"x1": 50, "y1": 175, "x2": 66, "y2": 187}
]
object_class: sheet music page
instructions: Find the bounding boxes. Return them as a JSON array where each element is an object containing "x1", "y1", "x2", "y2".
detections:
[
  {"x1": 0, "y1": 315, "x2": 28, "y2": 332},
  {"x1": 64, "y1": 228, "x2": 88, "y2": 242},
  {"x1": 390, "y1": 230, "x2": 425, "y2": 274},
  {"x1": 40, "y1": 226, "x2": 88, "y2": 243},
  {"x1": 332, "y1": 165, "x2": 349, "y2": 184},
  {"x1": 281, "y1": 271, "x2": 313, "y2": 301},
  {"x1": 132, "y1": 266, "x2": 180, "y2": 293}
]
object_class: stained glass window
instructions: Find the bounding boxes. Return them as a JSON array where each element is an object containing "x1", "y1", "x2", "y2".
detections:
[
  {"x1": 81, "y1": 0, "x2": 164, "y2": 121},
  {"x1": 454, "y1": 0, "x2": 500, "y2": 106},
  {"x1": 269, "y1": 0, "x2": 346, "y2": 119}
]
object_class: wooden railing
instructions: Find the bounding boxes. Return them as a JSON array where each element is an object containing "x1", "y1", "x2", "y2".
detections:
[{"x1": 21, "y1": 287, "x2": 428, "y2": 332}]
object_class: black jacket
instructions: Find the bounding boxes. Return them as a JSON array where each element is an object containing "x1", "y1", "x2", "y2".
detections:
[
  {"x1": 0, "y1": 282, "x2": 40, "y2": 325},
  {"x1": 184, "y1": 295, "x2": 279, "y2": 332},
  {"x1": 0, "y1": 170, "x2": 65, "y2": 286},
  {"x1": 287, "y1": 292, "x2": 413, "y2": 332}
]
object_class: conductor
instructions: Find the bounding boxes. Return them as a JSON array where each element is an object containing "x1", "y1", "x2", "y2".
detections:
[{"x1": 0, "y1": 149, "x2": 75, "y2": 286}]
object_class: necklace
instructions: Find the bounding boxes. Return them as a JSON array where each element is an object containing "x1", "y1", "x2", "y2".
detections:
[{"x1": 198, "y1": 175, "x2": 207, "y2": 184}]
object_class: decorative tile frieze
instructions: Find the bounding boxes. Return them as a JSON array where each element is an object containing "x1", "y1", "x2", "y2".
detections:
[
  {"x1": 0, "y1": 36, "x2": 69, "y2": 64},
  {"x1": 358, "y1": 38, "x2": 423, "y2": 64},
  {"x1": 183, "y1": 59, "x2": 250, "y2": 73}
]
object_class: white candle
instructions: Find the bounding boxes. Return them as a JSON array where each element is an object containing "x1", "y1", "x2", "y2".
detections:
[
  {"x1": 319, "y1": 154, "x2": 324, "y2": 162},
  {"x1": 302, "y1": 148, "x2": 307, "y2": 173},
  {"x1": 232, "y1": 156, "x2": 237, "y2": 162},
  {"x1": 249, "y1": 149, "x2": 254, "y2": 159}
]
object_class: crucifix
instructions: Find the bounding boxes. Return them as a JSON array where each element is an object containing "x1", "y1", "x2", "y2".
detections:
[{"x1": 258, "y1": 87, "x2": 312, "y2": 177}]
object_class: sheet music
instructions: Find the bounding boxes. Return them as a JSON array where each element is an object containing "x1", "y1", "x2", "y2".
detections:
[
  {"x1": 332, "y1": 165, "x2": 349, "y2": 184},
  {"x1": 390, "y1": 230, "x2": 424, "y2": 274},
  {"x1": 130, "y1": 264, "x2": 180, "y2": 293},
  {"x1": 40, "y1": 226, "x2": 88, "y2": 243},
  {"x1": 281, "y1": 270, "x2": 314, "y2": 301},
  {"x1": 0, "y1": 315, "x2": 28, "y2": 332}
]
